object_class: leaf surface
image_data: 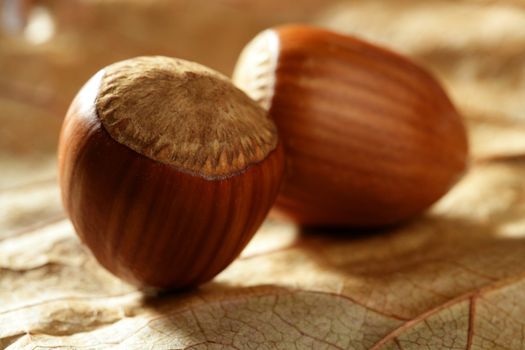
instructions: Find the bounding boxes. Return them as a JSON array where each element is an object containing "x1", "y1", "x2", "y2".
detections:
[{"x1": 2, "y1": 0, "x2": 525, "y2": 349}]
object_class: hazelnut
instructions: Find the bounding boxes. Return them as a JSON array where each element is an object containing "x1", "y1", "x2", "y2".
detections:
[
  {"x1": 233, "y1": 25, "x2": 468, "y2": 227},
  {"x1": 58, "y1": 56, "x2": 284, "y2": 289}
]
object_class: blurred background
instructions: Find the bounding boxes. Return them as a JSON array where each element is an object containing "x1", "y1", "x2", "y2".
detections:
[{"x1": 1, "y1": 0, "x2": 524, "y2": 231}]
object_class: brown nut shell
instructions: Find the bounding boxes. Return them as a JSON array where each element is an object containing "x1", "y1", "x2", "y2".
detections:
[
  {"x1": 233, "y1": 25, "x2": 468, "y2": 227},
  {"x1": 58, "y1": 57, "x2": 284, "y2": 289}
]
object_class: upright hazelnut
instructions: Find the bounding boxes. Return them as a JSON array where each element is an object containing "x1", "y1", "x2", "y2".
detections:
[
  {"x1": 233, "y1": 25, "x2": 468, "y2": 227},
  {"x1": 58, "y1": 56, "x2": 284, "y2": 289}
]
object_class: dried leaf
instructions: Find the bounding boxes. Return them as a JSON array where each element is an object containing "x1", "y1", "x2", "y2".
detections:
[
  {"x1": 317, "y1": 0, "x2": 525, "y2": 125},
  {"x1": 2, "y1": 0, "x2": 525, "y2": 349},
  {"x1": 0, "y1": 178, "x2": 63, "y2": 240},
  {"x1": 2, "y1": 150, "x2": 525, "y2": 348}
]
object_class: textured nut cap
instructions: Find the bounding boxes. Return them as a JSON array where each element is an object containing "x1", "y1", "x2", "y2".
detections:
[
  {"x1": 233, "y1": 29, "x2": 279, "y2": 110},
  {"x1": 96, "y1": 56, "x2": 278, "y2": 179}
]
